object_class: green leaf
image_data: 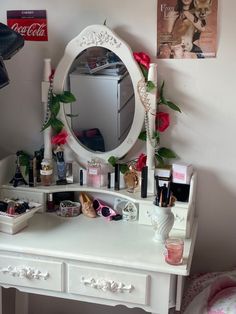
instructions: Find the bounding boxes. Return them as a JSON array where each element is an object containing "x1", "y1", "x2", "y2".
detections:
[
  {"x1": 165, "y1": 101, "x2": 181, "y2": 112},
  {"x1": 120, "y1": 164, "x2": 129, "y2": 174},
  {"x1": 146, "y1": 80, "x2": 155, "y2": 92},
  {"x1": 108, "y1": 156, "x2": 118, "y2": 167},
  {"x1": 50, "y1": 97, "x2": 60, "y2": 116},
  {"x1": 139, "y1": 64, "x2": 148, "y2": 81},
  {"x1": 138, "y1": 131, "x2": 147, "y2": 141},
  {"x1": 155, "y1": 154, "x2": 165, "y2": 167},
  {"x1": 57, "y1": 91, "x2": 76, "y2": 103},
  {"x1": 159, "y1": 81, "x2": 165, "y2": 99},
  {"x1": 157, "y1": 147, "x2": 177, "y2": 159},
  {"x1": 41, "y1": 117, "x2": 53, "y2": 131},
  {"x1": 19, "y1": 151, "x2": 31, "y2": 175},
  {"x1": 153, "y1": 131, "x2": 160, "y2": 141},
  {"x1": 158, "y1": 96, "x2": 168, "y2": 106},
  {"x1": 51, "y1": 118, "x2": 64, "y2": 133}
]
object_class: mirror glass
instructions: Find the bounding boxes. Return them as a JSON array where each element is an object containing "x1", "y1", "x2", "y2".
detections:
[
  {"x1": 53, "y1": 24, "x2": 144, "y2": 163},
  {"x1": 67, "y1": 47, "x2": 135, "y2": 152}
]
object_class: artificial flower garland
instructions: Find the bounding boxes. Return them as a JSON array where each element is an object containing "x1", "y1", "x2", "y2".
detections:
[
  {"x1": 108, "y1": 52, "x2": 181, "y2": 173},
  {"x1": 133, "y1": 51, "x2": 181, "y2": 168}
]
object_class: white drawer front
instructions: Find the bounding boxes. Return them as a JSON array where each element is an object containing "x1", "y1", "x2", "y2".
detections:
[
  {"x1": 68, "y1": 264, "x2": 149, "y2": 305},
  {"x1": 118, "y1": 74, "x2": 134, "y2": 109},
  {"x1": 0, "y1": 255, "x2": 63, "y2": 292}
]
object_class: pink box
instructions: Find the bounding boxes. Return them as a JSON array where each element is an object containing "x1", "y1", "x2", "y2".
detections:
[{"x1": 172, "y1": 162, "x2": 193, "y2": 184}]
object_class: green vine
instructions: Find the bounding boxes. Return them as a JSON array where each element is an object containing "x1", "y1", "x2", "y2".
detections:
[{"x1": 42, "y1": 90, "x2": 76, "y2": 134}]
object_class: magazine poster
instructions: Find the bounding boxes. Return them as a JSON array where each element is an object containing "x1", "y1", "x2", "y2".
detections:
[{"x1": 157, "y1": 0, "x2": 218, "y2": 59}]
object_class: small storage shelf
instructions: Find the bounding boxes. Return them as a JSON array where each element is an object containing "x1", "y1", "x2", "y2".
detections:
[{"x1": 0, "y1": 170, "x2": 196, "y2": 238}]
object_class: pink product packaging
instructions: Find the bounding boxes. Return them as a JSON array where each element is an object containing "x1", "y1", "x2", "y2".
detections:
[{"x1": 172, "y1": 162, "x2": 193, "y2": 184}]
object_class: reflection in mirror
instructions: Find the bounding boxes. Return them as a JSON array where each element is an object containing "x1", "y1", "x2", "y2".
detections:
[{"x1": 67, "y1": 47, "x2": 135, "y2": 153}]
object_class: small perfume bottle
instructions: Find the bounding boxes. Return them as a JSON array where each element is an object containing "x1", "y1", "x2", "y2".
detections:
[
  {"x1": 87, "y1": 159, "x2": 101, "y2": 188},
  {"x1": 47, "y1": 193, "x2": 55, "y2": 212},
  {"x1": 40, "y1": 159, "x2": 53, "y2": 186}
]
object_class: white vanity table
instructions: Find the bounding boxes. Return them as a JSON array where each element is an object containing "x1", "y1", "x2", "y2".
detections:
[
  {"x1": 0, "y1": 24, "x2": 198, "y2": 314},
  {"x1": 0, "y1": 197, "x2": 197, "y2": 314},
  {"x1": 0, "y1": 177, "x2": 197, "y2": 314}
]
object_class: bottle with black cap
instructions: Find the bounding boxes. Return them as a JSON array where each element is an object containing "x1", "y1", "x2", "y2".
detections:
[{"x1": 141, "y1": 166, "x2": 148, "y2": 198}]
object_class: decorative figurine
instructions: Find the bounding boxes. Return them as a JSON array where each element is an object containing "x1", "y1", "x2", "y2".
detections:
[{"x1": 9, "y1": 151, "x2": 28, "y2": 187}]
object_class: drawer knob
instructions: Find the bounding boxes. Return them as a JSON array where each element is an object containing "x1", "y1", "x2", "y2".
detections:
[
  {"x1": 0, "y1": 265, "x2": 49, "y2": 280},
  {"x1": 81, "y1": 277, "x2": 134, "y2": 293}
]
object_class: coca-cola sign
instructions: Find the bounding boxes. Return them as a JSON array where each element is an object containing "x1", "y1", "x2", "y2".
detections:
[{"x1": 7, "y1": 10, "x2": 48, "y2": 41}]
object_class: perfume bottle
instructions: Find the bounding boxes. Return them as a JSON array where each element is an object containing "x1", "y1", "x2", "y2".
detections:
[
  {"x1": 40, "y1": 159, "x2": 53, "y2": 186},
  {"x1": 47, "y1": 193, "x2": 55, "y2": 212},
  {"x1": 87, "y1": 159, "x2": 101, "y2": 188}
]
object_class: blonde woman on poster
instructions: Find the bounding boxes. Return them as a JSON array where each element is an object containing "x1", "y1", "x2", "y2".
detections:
[{"x1": 157, "y1": 0, "x2": 217, "y2": 59}]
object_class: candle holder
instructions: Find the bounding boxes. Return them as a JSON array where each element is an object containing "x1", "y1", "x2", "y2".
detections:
[{"x1": 165, "y1": 238, "x2": 184, "y2": 265}]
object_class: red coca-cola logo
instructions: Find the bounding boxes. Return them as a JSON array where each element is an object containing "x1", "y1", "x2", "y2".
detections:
[
  {"x1": 7, "y1": 13, "x2": 48, "y2": 41},
  {"x1": 11, "y1": 22, "x2": 47, "y2": 38}
]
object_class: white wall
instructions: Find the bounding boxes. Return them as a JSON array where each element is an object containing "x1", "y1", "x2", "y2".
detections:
[{"x1": 1, "y1": 0, "x2": 236, "y2": 313}]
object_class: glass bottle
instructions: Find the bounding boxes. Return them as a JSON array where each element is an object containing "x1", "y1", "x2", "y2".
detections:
[
  {"x1": 124, "y1": 166, "x2": 139, "y2": 193},
  {"x1": 40, "y1": 159, "x2": 53, "y2": 186},
  {"x1": 47, "y1": 193, "x2": 55, "y2": 212},
  {"x1": 87, "y1": 159, "x2": 101, "y2": 188}
]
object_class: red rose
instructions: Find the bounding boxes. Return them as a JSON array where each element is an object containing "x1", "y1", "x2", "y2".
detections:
[
  {"x1": 156, "y1": 112, "x2": 170, "y2": 132},
  {"x1": 133, "y1": 52, "x2": 150, "y2": 69},
  {"x1": 135, "y1": 153, "x2": 147, "y2": 172},
  {"x1": 51, "y1": 130, "x2": 68, "y2": 145}
]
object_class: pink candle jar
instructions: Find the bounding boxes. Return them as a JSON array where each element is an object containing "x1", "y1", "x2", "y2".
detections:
[{"x1": 165, "y1": 238, "x2": 184, "y2": 265}]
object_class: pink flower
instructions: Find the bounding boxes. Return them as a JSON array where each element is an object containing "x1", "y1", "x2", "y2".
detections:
[
  {"x1": 133, "y1": 52, "x2": 150, "y2": 69},
  {"x1": 51, "y1": 130, "x2": 68, "y2": 146},
  {"x1": 135, "y1": 153, "x2": 147, "y2": 172},
  {"x1": 156, "y1": 112, "x2": 170, "y2": 132}
]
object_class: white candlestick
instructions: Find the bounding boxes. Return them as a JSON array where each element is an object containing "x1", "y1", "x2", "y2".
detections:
[
  {"x1": 146, "y1": 63, "x2": 158, "y2": 194},
  {"x1": 42, "y1": 58, "x2": 53, "y2": 161},
  {"x1": 146, "y1": 63, "x2": 157, "y2": 169}
]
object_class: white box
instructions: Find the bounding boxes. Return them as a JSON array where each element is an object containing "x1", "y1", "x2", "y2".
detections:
[
  {"x1": 0, "y1": 202, "x2": 42, "y2": 234},
  {"x1": 172, "y1": 162, "x2": 193, "y2": 184}
]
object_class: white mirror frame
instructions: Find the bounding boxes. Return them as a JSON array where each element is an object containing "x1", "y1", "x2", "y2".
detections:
[{"x1": 53, "y1": 24, "x2": 145, "y2": 164}]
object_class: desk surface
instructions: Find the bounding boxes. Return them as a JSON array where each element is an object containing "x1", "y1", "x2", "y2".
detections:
[{"x1": 0, "y1": 213, "x2": 197, "y2": 276}]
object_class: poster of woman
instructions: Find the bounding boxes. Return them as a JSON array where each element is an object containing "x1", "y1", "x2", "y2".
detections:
[{"x1": 157, "y1": 0, "x2": 218, "y2": 59}]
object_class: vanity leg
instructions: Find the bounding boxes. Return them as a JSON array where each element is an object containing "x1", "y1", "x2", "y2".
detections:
[
  {"x1": 15, "y1": 290, "x2": 29, "y2": 314},
  {"x1": 175, "y1": 275, "x2": 185, "y2": 311}
]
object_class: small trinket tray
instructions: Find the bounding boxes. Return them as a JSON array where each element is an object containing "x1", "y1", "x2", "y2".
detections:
[{"x1": 0, "y1": 200, "x2": 42, "y2": 234}]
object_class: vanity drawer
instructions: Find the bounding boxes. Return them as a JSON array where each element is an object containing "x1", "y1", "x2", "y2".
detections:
[
  {"x1": 0, "y1": 255, "x2": 63, "y2": 292},
  {"x1": 68, "y1": 264, "x2": 149, "y2": 305},
  {"x1": 118, "y1": 96, "x2": 135, "y2": 139}
]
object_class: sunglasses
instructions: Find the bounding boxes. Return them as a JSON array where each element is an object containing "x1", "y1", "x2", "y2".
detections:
[{"x1": 93, "y1": 199, "x2": 118, "y2": 220}]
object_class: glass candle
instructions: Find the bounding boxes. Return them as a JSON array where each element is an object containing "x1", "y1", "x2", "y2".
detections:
[{"x1": 165, "y1": 238, "x2": 184, "y2": 265}]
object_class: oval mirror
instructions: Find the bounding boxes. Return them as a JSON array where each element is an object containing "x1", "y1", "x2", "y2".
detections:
[{"x1": 53, "y1": 24, "x2": 145, "y2": 164}]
